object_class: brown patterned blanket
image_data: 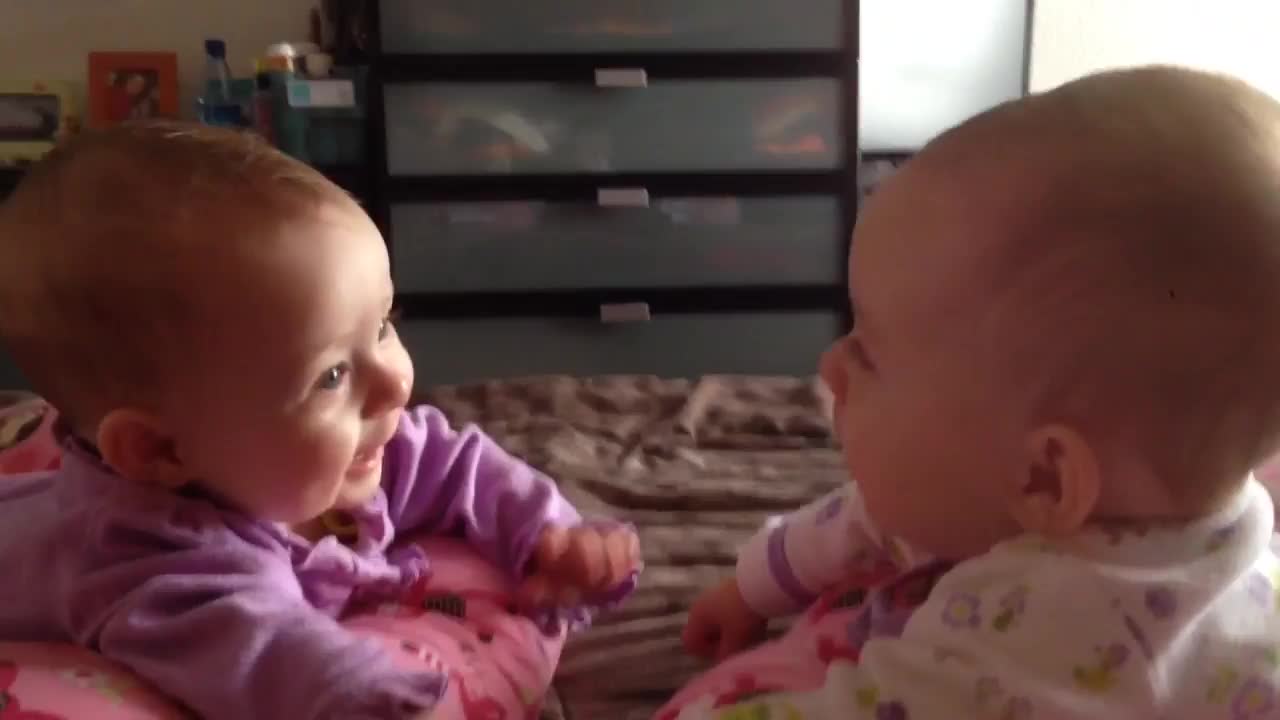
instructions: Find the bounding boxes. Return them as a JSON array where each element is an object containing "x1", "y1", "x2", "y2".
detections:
[{"x1": 417, "y1": 374, "x2": 844, "y2": 720}]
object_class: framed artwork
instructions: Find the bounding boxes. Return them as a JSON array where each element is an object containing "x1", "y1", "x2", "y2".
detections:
[
  {"x1": 0, "y1": 81, "x2": 78, "y2": 167},
  {"x1": 88, "y1": 51, "x2": 179, "y2": 128}
]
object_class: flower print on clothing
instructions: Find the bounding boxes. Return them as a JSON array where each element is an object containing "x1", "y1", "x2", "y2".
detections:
[
  {"x1": 1208, "y1": 665, "x2": 1242, "y2": 704},
  {"x1": 1206, "y1": 524, "x2": 1238, "y2": 554},
  {"x1": 1245, "y1": 571, "x2": 1274, "y2": 607},
  {"x1": 853, "y1": 685, "x2": 909, "y2": 720},
  {"x1": 875, "y1": 701, "x2": 908, "y2": 720},
  {"x1": 1072, "y1": 643, "x2": 1130, "y2": 693},
  {"x1": 0, "y1": 661, "x2": 66, "y2": 720},
  {"x1": 712, "y1": 674, "x2": 788, "y2": 709},
  {"x1": 941, "y1": 594, "x2": 982, "y2": 629},
  {"x1": 56, "y1": 667, "x2": 137, "y2": 704},
  {"x1": 1120, "y1": 613, "x2": 1154, "y2": 661},
  {"x1": 991, "y1": 585, "x2": 1028, "y2": 632},
  {"x1": 1143, "y1": 586, "x2": 1178, "y2": 619},
  {"x1": 974, "y1": 675, "x2": 1032, "y2": 720},
  {"x1": 1231, "y1": 676, "x2": 1276, "y2": 719}
]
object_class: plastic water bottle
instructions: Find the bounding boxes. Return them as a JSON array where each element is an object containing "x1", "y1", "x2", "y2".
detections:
[{"x1": 198, "y1": 38, "x2": 244, "y2": 126}]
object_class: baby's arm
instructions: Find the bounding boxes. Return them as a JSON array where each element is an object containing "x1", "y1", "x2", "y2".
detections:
[
  {"x1": 70, "y1": 517, "x2": 444, "y2": 720},
  {"x1": 735, "y1": 482, "x2": 922, "y2": 617},
  {"x1": 381, "y1": 405, "x2": 638, "y2": 610},
  {"x1": 685, "y1": 483, "x2": 919, "y2": 659},
  {"x1": 676, "y1": 551, "x2": 1135, "y2": 720}
]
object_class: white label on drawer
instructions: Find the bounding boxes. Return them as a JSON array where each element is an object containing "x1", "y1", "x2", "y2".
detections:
[
  {"x1": 594, "y1": 68, "x2": 648, "y2": 88},
  {"x1": 596, "y1": 187, "x2": 650, "y2": 208},
  {"x1": 287, "y1": 79, "x2": 356, "y2": 108},
  {"x1": 599, "y1": 302, "x2": 652, "y2": 324}
]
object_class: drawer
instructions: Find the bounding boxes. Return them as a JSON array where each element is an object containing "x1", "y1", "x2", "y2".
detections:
[
  {"x1": 379, "y1": 0, "x2": 843, "y2": 54},
  {"x1": 390, "y1": 195, "x2": 844, "y2": 293},
  {"x1": 399, "y1": 311, "x2": 841, "y2": 385},
  {"x1": 384, "y1": 79, "x2": 841, "y2": 176}
]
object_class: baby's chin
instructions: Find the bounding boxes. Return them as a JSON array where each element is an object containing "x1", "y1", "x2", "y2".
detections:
[{"x1": 331, "y1": 462, "x2": 384, "y2": 510}]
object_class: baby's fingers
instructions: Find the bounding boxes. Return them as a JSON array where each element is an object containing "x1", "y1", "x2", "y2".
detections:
[
  {"x1": 682, "y1": 612, "x2": 720, "y2": 659},
  {"x1": 517, "y1": 574, "x2": 553, "y2": 608},
  {"x1": 602, "y1": 528, "x2": 639, "y2": 587},
  {"x1": 535, "y1": 525, "x2": 571, "y2": 572}
]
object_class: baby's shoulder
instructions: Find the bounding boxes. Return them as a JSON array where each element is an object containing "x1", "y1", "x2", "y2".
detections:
[
  {"x1": 24, "y1": 463, "x2": 293, "y2": 568},
  {"x1": 89, "y1": 487, "x2": 291, "y2": 561},
  {"x1": 908, "y1": 533, "x2": 1280, "y2": 687}
]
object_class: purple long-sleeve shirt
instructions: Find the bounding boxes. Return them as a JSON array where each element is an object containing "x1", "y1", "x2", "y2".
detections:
[{"x1": 0, "y1": 405, "x2": 608, "y2": 719}]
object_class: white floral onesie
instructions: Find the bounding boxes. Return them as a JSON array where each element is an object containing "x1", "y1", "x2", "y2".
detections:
[{"x1": 667, "y1": 479, "x2": 1280, "y2": 720}]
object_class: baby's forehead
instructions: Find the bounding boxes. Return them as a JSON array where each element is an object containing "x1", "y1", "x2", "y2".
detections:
[{"x1": 853, "y1": 156, "x2": 1021, "y2": 271}]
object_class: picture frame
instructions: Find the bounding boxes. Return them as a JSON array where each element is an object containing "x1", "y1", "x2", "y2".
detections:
[
  {"x1": 88, "y1": 51, "x2": 179, "y2": 128},
  {"x1": 0, "y1": 81, "x2": 79, "y2": 167}
]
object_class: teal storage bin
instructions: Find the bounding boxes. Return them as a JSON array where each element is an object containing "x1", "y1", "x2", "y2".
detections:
[{"x1": 272, "y1": 66, "x2": 367, "y2": 166}]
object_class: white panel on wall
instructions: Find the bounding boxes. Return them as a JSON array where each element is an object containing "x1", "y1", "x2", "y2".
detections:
[
  {"x1": 1030, "y1": 0, "x2": 1280, "y2": 96},
  {"x1": 0, "y1": 0, "x2": 315, "y2": 117},
  {"x1": 860, "y1": 0, "x2": 1029, "y2": 152}
]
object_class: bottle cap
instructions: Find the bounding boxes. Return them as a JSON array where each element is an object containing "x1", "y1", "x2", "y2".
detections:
[{"x1": 205, "y1": 39, "x2": 227, "y2": 58}]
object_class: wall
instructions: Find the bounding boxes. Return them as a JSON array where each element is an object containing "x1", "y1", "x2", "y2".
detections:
[
  {"x1": 0, "y1": 0, "x2": 315, "y2": 117},
  {"x1": 1029, "y1": 0, "x2": 1280, "y2": 95}
]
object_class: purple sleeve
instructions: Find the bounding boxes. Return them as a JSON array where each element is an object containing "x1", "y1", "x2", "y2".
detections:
[
  {"x1": 67, "y1": 510, "x2": 445, "y2": 720},
  {"x1": 380, "y1": 404, "x2": 582, "y2": 580}
]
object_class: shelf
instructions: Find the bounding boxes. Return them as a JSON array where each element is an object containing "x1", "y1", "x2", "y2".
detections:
[
  {"x1": 383, "y1": 170, "x2": 843, "y2": 202},
  {"x1": 393, "y1": 284, "x2": 846, "y2": 319},
  {"x1": 378, "y1": 50, "x2": 845, "y2": 82},
  {"x1": 364, "y1": 0, "x2": 859, "y2": 333}
]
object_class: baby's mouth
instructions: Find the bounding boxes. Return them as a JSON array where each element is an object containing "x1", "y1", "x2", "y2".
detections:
[{"x1": 348, "y1": 446, "x2": 384, "y2": 476}]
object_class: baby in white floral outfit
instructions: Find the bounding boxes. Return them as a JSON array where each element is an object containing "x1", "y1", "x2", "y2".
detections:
[{"x1": 663, "y1": 65, "x2": 1280, "y2": 720}]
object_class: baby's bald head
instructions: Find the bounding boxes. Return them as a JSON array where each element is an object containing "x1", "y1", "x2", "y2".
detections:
[
  {"x1": 0, "y1": 121, "x2": 360, "y2": 432},
  {"x1": 917, "y1": 66, "x2": 1280, "y2": 511}
]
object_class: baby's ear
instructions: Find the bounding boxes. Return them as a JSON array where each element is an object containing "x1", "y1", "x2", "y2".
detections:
[
  {"x1": 1006, "y1": 424, "x2": 1101, "y2": 536},
  {"x1": 96, "y1": 408, "x2": 188, "y2": 489}
]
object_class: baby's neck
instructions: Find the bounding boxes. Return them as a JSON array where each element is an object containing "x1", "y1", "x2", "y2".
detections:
[
  {"x1": 1093, "y1": 453, "x2": 1247, "y2": 524},
  {"x1": 291, "y1": 510, "x2": 360, "y2": 544},
  {"x1": 291, "y1": 517, "x2": 329, "y2": 542},
  {"x1": 1092, "y1": 476, "x2": 1247, "y2": 530}
]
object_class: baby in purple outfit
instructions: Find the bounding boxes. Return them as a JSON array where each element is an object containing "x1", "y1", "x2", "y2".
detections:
[{"x1": 0, "y1": 122, "x2": 640, "y2": 719}]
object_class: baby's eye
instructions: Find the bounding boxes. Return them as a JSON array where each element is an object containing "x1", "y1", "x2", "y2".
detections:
[
  {"x1": 316, "y1": 363, "x2": 350, "y2": 391},
  {"x1": 848, "y1": 336, "x2": 875, "y2": 372},
  {"x1": 378, "y1": 308, "x2": 402, "y2": 341}
]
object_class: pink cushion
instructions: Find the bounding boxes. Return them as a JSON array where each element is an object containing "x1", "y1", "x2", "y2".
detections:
[{"x1": 0, "y1": 536, "x2": 565, "y2": 718}]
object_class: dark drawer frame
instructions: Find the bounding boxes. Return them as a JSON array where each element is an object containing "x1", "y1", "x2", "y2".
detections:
[{"x1": 365, "y1": 0, "x2": 861, "y2": 327}]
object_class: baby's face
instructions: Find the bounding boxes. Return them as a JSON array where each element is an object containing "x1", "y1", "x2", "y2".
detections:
[
  {"x1": 163, "y1": 202, "x2": 412, "y2": 524},
  {"x1": 821, "y1": 163, "x2": 1025, "y2": 559}
]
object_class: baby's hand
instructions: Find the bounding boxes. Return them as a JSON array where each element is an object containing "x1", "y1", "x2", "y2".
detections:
[
  {"x1": 519, "y1": 523, "x2": 641, "y2": 608},
  {"x1": 682, "y1": 576, "x2": 767, "y2": 661}
]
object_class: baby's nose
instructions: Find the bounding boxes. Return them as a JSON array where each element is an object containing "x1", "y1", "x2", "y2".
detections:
[{"x1": 366, "y1": 364, "x2": 413, "y2": 416}]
